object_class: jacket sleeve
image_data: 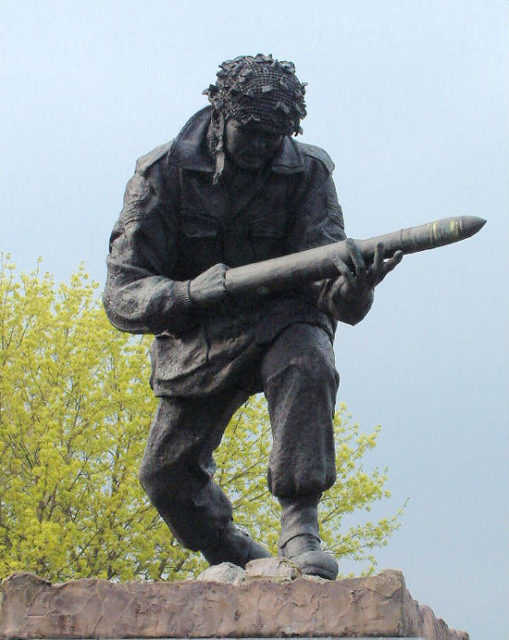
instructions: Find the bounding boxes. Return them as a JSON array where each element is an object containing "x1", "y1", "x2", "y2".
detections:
[
  {"x1": 103, "y1": 153, "x2": 192, "y2": 335},
  {"x1": 286, "y1": 152, "x2": 373, "y2": 326}
]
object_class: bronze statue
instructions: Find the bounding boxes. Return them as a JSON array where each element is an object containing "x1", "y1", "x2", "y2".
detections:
[{"x1": 103, "y1": 53, "x2": 444, "y2": 580}]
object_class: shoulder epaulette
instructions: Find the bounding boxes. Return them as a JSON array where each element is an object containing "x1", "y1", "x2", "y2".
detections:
[
  {"x1": 135, "y1": 140, "x2": 174, "y2": 176},
  {"x1": 297, "y1": 142, "x2": 335, "y2": 174}
]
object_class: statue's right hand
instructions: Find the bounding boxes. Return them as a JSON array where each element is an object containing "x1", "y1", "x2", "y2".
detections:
[{"x1": 189, "y1": 263, "x2": 229, "y2": 308}]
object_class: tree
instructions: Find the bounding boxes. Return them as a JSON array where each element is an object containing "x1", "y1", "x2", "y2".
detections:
[{"x1": 0, "y1": 259, "x2": 401, "y2": 582}]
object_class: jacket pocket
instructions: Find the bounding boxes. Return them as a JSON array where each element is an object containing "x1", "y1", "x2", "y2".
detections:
[
  {"x1": 249, "y1": 216, "x2": 286, "y2": 261},
  {"x1": 150, "y1": 325, "x2": 208, "y2": 384},
  {"x1": 180, "y1": 210, "x2": 222, "y2": 275}
]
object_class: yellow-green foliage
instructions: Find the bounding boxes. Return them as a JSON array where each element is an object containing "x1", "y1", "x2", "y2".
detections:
[{"x1": 0, "y1": 260, "x2": 401, "y2": 581}]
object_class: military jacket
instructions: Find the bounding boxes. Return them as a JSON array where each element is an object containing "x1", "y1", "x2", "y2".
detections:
[{"x1": 103, "y1": 107, "x2": 367, "y2": 397}]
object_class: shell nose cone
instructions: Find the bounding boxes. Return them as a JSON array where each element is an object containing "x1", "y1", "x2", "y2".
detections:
[{"x1": 462, "y1": 216, "x2": 487, "y2": 238}]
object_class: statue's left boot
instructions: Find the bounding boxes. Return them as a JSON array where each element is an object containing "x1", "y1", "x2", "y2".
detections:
[{"x1": 278, "y1": 495, "x2": 338, "y2": 581}]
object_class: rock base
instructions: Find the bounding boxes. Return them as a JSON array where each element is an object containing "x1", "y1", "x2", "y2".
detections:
[{"x1": 0, "y1": 561, "x2": 468, "y2": 640}]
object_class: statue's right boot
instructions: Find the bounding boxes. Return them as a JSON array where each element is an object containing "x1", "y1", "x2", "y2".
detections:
[
  {"x1": 201, "y1": 522, "x2": 271, "y2": 568},
  {"x1": 278, "y1": 495, "x2": 338, "y2": 580}
]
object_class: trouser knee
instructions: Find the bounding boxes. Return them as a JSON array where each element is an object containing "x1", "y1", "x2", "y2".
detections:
[
  {"x1": 262, "y1": 325, "x2": 339, "y2": 400},
  {"x1": 138, "y1": 459, "x2": 181, "y2": 511},
  {"x1": 261, "y1": 325, "x2": 339, "y2": 498},
  {"x1": 139, "y1": 460, "x2": 168, "y2": 501},
  {"x1": 281, "y1": 352, "x2": 338, "y2": 396}
]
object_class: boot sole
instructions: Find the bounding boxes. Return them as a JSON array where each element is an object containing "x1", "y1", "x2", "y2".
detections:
[
  {"x1": 286, "y1": 550, "x2": 338, "y2": 581},
  {"x1": 299, "y1": 563, "x2": 338, "y2": 580}
]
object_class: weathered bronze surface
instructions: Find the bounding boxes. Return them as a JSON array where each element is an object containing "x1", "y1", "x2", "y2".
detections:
[{"x1": 103, "y1": 54, "x2": 484, "y2": 580}]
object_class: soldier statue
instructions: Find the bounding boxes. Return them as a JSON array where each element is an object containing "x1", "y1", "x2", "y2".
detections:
[{"x1": 103, "y1": 54, "x2": 402, "y2": 580}]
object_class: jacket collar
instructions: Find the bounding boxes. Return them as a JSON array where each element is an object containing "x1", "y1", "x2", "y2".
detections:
[{"x1": 169, "y1": 106, "x2": 305, "y2": 174}]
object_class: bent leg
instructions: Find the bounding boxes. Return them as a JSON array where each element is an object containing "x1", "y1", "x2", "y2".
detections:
[
  {"x1": 261, "y1": 323, "x2": 339, "y2": 501},
  {"x1": 139, "y1": 389, "x2": 247, "y2": 551},
  {"x1": 260, "y1": 323, "x2": 340, "y2": 579}
]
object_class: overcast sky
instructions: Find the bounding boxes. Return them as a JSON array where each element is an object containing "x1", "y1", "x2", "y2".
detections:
[{"x1": 1, "y1": 1, "x2": 508, "y2": 638}]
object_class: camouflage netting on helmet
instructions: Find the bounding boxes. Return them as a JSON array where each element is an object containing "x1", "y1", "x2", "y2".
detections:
[{"x1": 204, "y1": 53, "x2": 307, "y2": 137}]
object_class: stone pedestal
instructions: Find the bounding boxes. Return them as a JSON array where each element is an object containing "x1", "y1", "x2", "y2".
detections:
[{"x1": 0, "y1": 561, "x2": 468, "y2": 640}]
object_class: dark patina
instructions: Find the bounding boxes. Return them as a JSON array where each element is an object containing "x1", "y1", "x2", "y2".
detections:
[{"x1": 103, "y1": 54, "x2": 402, "y2": 580}]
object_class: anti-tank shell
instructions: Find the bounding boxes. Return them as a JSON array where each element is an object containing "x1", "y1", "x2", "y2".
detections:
[{"x1": 222, "y1": 215, "x2": 486, "y2": 299}]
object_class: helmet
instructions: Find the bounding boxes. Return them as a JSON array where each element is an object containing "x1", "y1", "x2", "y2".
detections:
[
  {"x1": 204, "y1": 53, "x2": 307, "y2": 136},
  {"x1": 204, "y1": 54, "x2": 307, "y2": 182}
]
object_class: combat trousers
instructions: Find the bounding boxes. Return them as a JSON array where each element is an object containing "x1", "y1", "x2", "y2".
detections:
[{"x1": 139, "y1": 323, "x2": 339, "y2": 552}]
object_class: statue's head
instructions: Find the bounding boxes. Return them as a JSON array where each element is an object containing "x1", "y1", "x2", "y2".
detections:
[{"x1": 204, "y1": 54, "x2": 307, "y2": 181}]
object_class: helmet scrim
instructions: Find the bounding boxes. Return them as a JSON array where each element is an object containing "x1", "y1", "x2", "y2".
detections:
[{"x1": 204, "y1": 53, "x2": 307, "y2": 136}]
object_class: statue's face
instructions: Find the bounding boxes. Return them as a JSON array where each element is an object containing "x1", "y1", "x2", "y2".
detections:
[{"x1": 224, "y1": 118, "x2": 283, "y2": 170}]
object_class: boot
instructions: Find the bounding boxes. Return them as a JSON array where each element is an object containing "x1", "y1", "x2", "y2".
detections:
[
  {"x1": 278, "y1": 495, "x2": 338, "y2": 580},
  {"x1": 202, "y1": 523, "x2": 271, "y2": 568},
  {"x1": 280, "y1": 533, "x2": 338, "y2": 580}
]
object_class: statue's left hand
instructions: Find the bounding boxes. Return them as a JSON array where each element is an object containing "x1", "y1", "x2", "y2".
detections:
[{"x1": 330, "y1": 239, "x2": 403, "y2": 305}]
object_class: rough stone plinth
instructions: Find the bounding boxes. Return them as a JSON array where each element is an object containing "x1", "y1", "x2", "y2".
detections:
[
  {"x1": 244, "y1": 557, "x2": 302, "y2": 581},
  {"x1": 0, "y1": 568, "x2": 468, "y2": 640}
]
